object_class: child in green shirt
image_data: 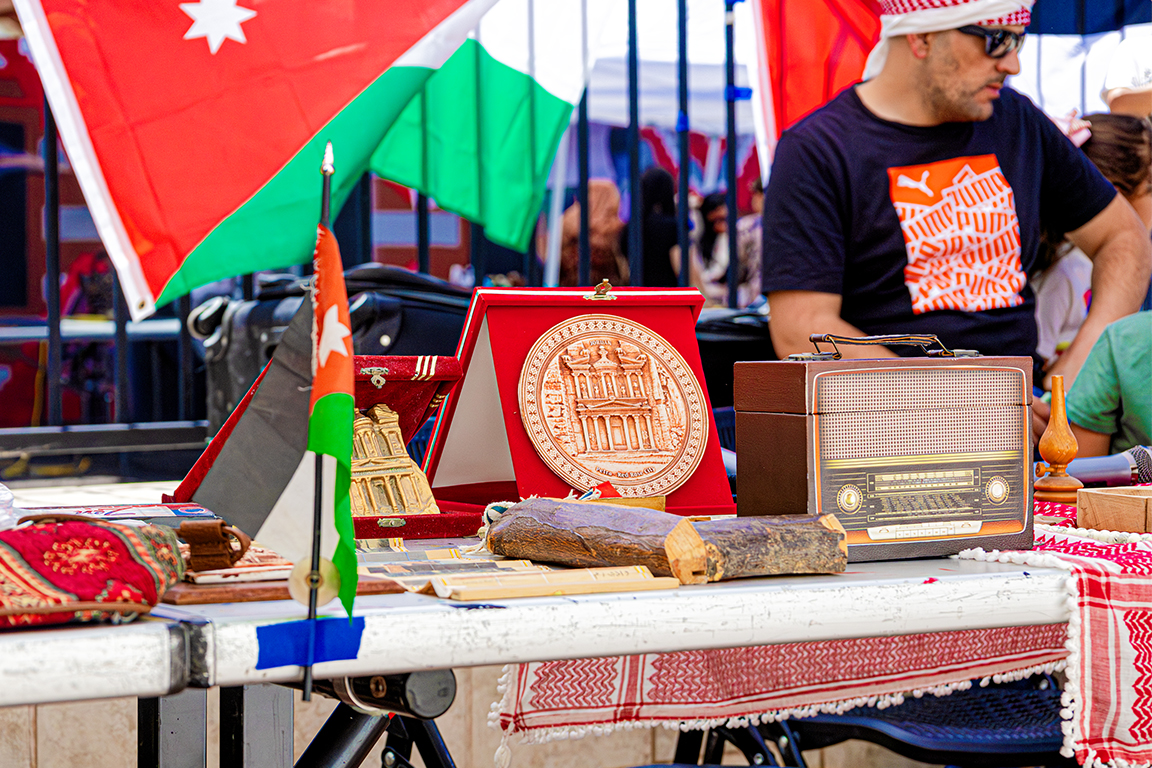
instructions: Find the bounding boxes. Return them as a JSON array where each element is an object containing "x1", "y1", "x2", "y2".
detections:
[{"x1": 1066, "y1": 312, "x2": 1152, "y2": 455}]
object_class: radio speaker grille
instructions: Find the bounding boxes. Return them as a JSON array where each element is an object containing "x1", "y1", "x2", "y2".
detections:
[
  {"x1": 819, "y1": 408, "x2": 1023, "y2": 459},
  {"x1": 815, "y1": 368, "x2": 1024, "y2": 413},
  {"x1": 815, "y1": 368, "x2": 1025, "y2": 460}
]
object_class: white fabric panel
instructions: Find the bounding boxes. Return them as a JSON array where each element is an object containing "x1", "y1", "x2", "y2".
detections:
[
  {"x1": 431, "y1": 317, "x2": 517, "y2": 488},
  {"x1": 393, "y1": 0, "x2": 500, "y2": 69},
  {"x1": 1010, "y1": 23, "x2": 1152, "y2": 118},
  {"x1": 256, "y1": 451, "x2": 340, "y2": 565},
  {"x1": 478, "y1": 0, "x2": 621, "y2": 104}
]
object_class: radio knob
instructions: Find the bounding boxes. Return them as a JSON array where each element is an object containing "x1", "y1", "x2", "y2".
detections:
[
  {"x1": 986, "y1": 476, "x2": 1009, "y2": 505},
  {"x1": 837, "y1": 484, "x2": 863, "y2": 514}
]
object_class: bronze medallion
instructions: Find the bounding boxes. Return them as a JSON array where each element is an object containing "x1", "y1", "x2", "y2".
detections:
[{"x1": 518, "y1": 314, "x2": 708, "y2": 496}]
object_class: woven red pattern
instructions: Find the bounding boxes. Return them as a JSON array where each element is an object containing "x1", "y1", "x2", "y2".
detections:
[
  {"x1": 0, "y1": 519, "x2": 183, "y2": 629},
  {"x1": 1030, "y1": 529, "x2": 1152, "y2": 766},
  {"x1": 879, "y1": 0, "x2": 1030, "y2": 25},
  {"x1": 501, "y1": 623, "x2": 1068, "y2": 737},
  {"x1": 1034, "y1": 499, "x2": 1078, "y2": 527}
]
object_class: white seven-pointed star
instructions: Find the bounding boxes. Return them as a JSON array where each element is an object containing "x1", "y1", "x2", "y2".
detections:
[
  {"x1": 180, "y1": 0, "x2": 257, "y2": 54},
  {"x1": 317, "y1": 304, "x2": 351, "y2": 368}
]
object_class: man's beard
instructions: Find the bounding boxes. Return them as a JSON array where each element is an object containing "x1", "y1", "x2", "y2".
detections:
[{"x1": 924, "y1": 79, "x2": 1000, "y2": 123}]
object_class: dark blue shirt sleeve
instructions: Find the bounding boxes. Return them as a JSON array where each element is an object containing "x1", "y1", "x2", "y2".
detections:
[
  {"x1": 1032, "y1": 102, "x2": 1117, "y2": 235},
  {"x1": 760, "y1": 129, "x2": 848, "y2": 296}
]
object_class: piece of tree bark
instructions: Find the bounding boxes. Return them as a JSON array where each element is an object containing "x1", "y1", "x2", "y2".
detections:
[
  {"x1": 678, "y1": 516, "x2": 846, "y2": 581},
  {"x1": 486, "y1": 498, "x2": 846, "y2": 584},
  {"x1": 487, "y1": 498, "x2": 683, "y2": 577}
]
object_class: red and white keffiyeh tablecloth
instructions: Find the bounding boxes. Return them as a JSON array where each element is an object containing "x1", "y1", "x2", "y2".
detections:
[
  {"x1": 968, "y1": 499, "x2": 1152, "y2": 768},
  {"x1": 494, "y1": 498, "x2": 1152, "y2": 768}
]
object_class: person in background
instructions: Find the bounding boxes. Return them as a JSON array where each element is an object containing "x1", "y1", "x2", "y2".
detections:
[
  {"x1": 736, "y1": 177, "x2": 765, "y2": 307},
  {"x1": 1034, "y1": 113, "x2": 1152, "y2": 372},
  {"x1": 622, "y1": 167, "x2": 679, "y2": 287},
  {"x1": 1066, "y1": 311, "x2": 1151, "y2": 457},
  {"x1": 696, "y1": 188, "x2": 765, "y2": 308},
  {"x1": 695, "y1": 192, "x2": 730, "y2": 305},
  {"x1": 760, "y1": 0, "x2": 1151, "y2": 447},
  {"x1": 1102, "y1": 35, "x2": 1152, "y2": 118},
  {"x1": 558, "y1": 179, "x2": 629, "y2": 287}
]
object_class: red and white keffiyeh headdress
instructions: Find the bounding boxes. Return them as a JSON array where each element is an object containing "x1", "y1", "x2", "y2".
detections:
[{"x1": 862, "y1": 0, "x2": 1034, "y2": 80}]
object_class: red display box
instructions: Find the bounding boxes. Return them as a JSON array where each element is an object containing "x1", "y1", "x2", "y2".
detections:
[
  {"x1": 171, "y1": 355, "x2": 479, "y2": 540},
  {"x1": 424, "y1": 287, "x2": 734, "y2": 517}
]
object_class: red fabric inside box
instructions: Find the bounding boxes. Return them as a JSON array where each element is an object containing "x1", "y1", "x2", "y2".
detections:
[{"x1": 170, "y1": 355, "x2": 470, "y2": 540}]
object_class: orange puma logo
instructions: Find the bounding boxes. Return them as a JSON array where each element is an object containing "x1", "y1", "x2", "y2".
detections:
[{"x1": 888, "y1": 155, "x2": 1024, "y2": 314}]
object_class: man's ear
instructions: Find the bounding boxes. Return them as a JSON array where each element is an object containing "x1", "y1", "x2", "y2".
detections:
[{"x1": 906, "y1": 32, "x2": 932, "y2": 59}]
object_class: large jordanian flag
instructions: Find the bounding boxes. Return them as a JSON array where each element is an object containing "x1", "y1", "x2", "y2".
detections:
[
  {"x1": 14, "y1": 0, "x2": 616, "y2": 320},
  {"x1": 186, "y1": 224, "x2": 358, "y2": 613}
]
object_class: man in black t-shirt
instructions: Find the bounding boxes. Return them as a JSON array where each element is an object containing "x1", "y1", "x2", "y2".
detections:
[{"x1": 762, "y1": 0, "x2": 1151, "y2": 399}]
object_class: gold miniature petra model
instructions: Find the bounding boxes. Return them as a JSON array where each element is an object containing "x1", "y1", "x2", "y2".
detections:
[
  {"x1": 349, "y1": 404, "x2": 439, "y2": 516},
  {"x1": 518, "y1": 314, "x2": 707, "y2": 497}
]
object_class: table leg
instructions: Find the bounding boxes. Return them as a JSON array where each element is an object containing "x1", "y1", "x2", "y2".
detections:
[
  {"x1": 295, "y1": 704, "x2": 390, "y2": 768},
  {"x1": 674, "y1": 730, "x2": 704, "y2": 763},
  {"x1": 400, "y1": 717, "x2": 456, "y2": 768},
  {"x1": 138, "y1": 689, "x2": 208, "y2": 768},
  {"x1": 220, "y1": 684, "x2": 294, "y2": 768}
]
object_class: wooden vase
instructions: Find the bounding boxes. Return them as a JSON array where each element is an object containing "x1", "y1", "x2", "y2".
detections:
[{"x1": 1034, "y1": 375, "x2": 1083, "y2": 505}]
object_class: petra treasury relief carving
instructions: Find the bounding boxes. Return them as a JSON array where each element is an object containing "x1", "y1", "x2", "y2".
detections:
[{"x1": 518, "y1": 314, "x2": 707, "y2": 497}]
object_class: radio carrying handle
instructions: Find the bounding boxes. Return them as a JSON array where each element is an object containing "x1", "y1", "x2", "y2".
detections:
[{"x1": 788, "y1": 334, "x2": 981, "y2": 361}]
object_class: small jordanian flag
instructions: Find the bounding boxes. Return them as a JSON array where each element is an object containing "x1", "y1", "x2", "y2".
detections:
[
  {"x1": 183, "y1": 225, "x2": 357, "y2": 614},
  {"x1": 14, "y1": 0, "x2": 616, "y2": 319}
]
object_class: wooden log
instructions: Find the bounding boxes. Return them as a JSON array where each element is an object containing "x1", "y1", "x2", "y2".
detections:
[
  {"x1": 486, "y1": 498, "x2": 683, "y2": 578},
  {"x1": 677, "y1": 516, "x2": 846, "y2": 581},
  {"x1": 486, "y1": 498, "x2": 846, "y2": 584}
]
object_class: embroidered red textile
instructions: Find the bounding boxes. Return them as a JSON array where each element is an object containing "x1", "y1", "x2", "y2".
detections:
[
  {"x1": 977, "y1": 524, "x2": 1152, "y2": 767},
  {"x1": 0, "y1": 518, "x2": 184, "y2": 629},
  {"x1": 496, "y1": 623, "x2": 1068, "y2": 741}
]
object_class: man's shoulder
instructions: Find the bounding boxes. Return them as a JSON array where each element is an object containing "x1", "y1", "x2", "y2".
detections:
[
  {"x1": 991, "y1": 86, "x2": 1046, "y2": 123},
  {"x1": 779, "y1": 88, "x2": 862, "y2": 141}
]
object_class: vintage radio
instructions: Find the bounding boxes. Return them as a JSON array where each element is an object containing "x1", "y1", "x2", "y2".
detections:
[{"x1": 734, "y1": 335, "x2": 1033, "y2": 561}]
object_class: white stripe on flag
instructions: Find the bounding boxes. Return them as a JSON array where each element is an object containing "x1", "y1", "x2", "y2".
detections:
[
  {"x1": 255, "y1": 450, "x2": 340, "y2": 564},
  {"x1": 14, "y1": 0, "x2": 156, "y2": 319}
]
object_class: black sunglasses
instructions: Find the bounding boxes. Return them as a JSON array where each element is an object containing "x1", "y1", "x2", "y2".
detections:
[{"x1": 956, "y1": 25, "x2": 1026, "y2": 58}]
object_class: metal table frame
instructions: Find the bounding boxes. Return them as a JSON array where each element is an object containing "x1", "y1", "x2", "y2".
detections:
[{"x1": 138, "y1": 557, "x2": 1071, "y2": 768}]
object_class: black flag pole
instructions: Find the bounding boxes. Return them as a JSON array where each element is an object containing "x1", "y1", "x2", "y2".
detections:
[{"x1": 303, "y1": 141, "x2": 336, "y2": 702}]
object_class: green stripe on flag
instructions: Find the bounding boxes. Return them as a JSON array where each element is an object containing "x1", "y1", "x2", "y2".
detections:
[
  {"x1": 308, "y1": 392, "x2": 357, "y2": 615},
  {"x1": 155, "y1": 66, "x2": 431, "y2": 307},
  {"x1": 370, "y1": 39, "x2": 575, "y2": 253}
]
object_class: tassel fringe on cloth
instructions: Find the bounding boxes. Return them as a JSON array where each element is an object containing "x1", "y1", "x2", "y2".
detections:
[{"x1": 491, "y1": 498, "x2": 1152, "y2": 768}]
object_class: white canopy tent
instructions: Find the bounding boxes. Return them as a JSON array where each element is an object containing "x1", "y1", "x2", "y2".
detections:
[
  {"x1": 583, "y1": 0, "x2": 762, "y2": 136},
  {"x1": 542, "y1": 0, "x2": 766, "y2": 283}
]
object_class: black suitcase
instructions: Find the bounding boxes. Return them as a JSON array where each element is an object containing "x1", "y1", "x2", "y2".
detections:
[
  {"x1": 190, "y1": 264, "x2": 470, "y2": 432},
  {"x1": 694, "y1": 305, "x2": 776, "y2": 409}
]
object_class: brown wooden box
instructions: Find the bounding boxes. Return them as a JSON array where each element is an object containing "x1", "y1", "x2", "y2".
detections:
[
  {"x1": 733, "y1": 356, "x2": 1034, "y2": 561},
  {"x1": 1076, "y1": 487, "x2": 1152, "y2": 533}
]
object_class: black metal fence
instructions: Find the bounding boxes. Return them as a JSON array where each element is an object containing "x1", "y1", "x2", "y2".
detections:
[{"x1": 0, "y1": 2, "x2": 749, "y2": 470}]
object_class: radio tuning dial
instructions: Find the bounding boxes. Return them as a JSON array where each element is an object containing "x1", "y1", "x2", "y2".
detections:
[
  {"x1": 986, "y1": 476, "x2": 1009, "y2": 505},
  {"x1": 836, "y1": 484, "x2": 863, "y2": 514}
]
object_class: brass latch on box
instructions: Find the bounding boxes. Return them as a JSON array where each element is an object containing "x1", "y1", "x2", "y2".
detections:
[
  {"x1": 583, "y1": 279, "x2": 617, "y2": 300},
  {"x1": 376, "y1": 517, "x2": 407, "y2": 528},
  {"x1": 360, "y1": 367, "x2": 389, "y2": 389}
]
